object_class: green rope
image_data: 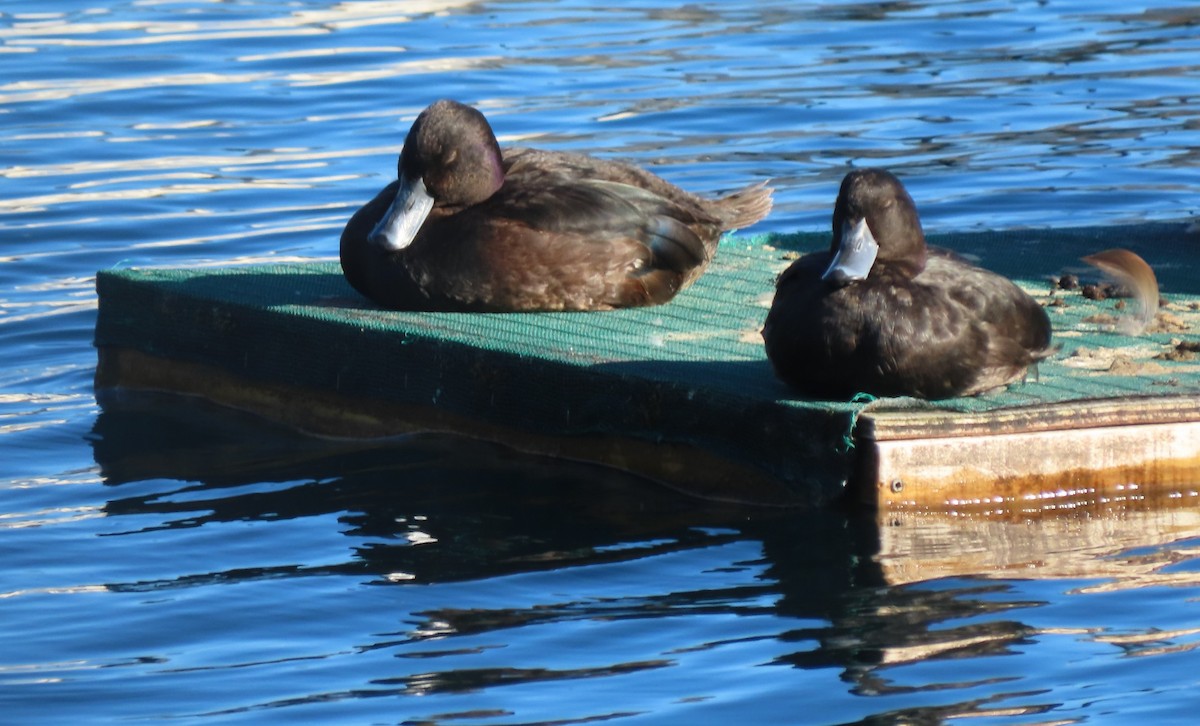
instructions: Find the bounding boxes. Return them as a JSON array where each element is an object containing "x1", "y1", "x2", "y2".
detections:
[{"x1": 838, "y1": 392, "x2": 879, "y2": 452}]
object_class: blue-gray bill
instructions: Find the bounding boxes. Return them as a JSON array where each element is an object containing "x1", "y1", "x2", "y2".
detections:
[
  {"x1": 368, "y1": 173, "x2": 435, "y2": 252},
  {"x1": 822, "y1": 217, "x2": 879, "y2": 284}
]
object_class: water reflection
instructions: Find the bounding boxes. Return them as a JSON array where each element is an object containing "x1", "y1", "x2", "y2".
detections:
[
  {"x1": 85, "y1": 391, "x2": 1200, "y2": 717},
  {"x1": 91, "y1": 391, "x2": 781, "y2": 585}
]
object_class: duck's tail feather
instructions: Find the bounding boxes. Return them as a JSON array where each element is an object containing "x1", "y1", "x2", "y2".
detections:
[
  {"x1": 1082, "y1": 248, "x2": 1160, "y2": 335},
  {"x1": 713, "y1": 180, "x2": 774, "y2": 231}
]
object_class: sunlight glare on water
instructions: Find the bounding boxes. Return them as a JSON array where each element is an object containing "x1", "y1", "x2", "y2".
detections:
[{"x1": 2, "y1": 0, "x2": 1200, "y2": 722}]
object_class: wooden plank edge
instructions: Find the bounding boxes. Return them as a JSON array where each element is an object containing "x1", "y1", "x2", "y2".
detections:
[
  {"x1": 861, "y1": 394, "x2": 1200, "y2": 441},
  {"x1": 95, "y1": 346, "x2": 809, "y2": 508},
  {"x1": 859, "y1": 419, "x2": 1200, "y2": 512}
]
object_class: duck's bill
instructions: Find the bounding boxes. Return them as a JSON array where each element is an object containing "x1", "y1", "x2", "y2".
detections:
[
  {"x1": 368, "y1": 174, "x2": 434, "y2": 251},
  {"x1": 821, "y1": 217, "x2": 879, "y2": 284}
]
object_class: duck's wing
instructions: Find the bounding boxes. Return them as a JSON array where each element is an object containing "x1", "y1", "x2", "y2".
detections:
[
  {"x1": 928, "y1": 255, "x2": 1053, "y2": 357},
  {"x1": 493, "y1": 164, "x2": 715, "y2": 274},
  {"x1": 914, "y1": 257, "x2": 1053, "y2": 395}
]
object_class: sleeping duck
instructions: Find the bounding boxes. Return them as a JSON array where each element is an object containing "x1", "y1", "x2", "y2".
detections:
[
  {"x1": 340, "y1": 100, "x2": 773, "y2": 312},
  {"x1": 762, "y1": 168, "x2": 1052, "y2": 399}
]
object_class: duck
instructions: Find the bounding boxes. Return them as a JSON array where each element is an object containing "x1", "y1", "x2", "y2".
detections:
[
  {"x1": 762, "y1": 168, "x2": 1053, "y2": 400},
  {"x1": 340, "y1": 99, "x2": 774, "y2": 312}
]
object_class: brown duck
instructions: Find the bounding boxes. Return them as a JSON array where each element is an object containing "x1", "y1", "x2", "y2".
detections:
[
  {"x1": 341, "y1": 99, "x2": 773, "y2": 312},
  {"x1": 763, "y1": 168, "x2": 1053, "y2": 399}
]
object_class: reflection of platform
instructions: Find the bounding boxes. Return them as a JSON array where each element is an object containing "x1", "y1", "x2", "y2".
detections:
[
  {"x1": 879, "y1": 490, "x2": 1200, "y2": 587},
  {"x1": 94, "y1": 223, "x2": 1200, "y2": 509}
]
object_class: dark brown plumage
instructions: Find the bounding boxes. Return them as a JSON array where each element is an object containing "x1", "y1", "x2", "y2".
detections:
[
  {"x1": 340, "y1": 100, "x2": 773, "y2": 312},
  {"x1": 762, "y1": 168, "x2": 1053, "y2": 400}
]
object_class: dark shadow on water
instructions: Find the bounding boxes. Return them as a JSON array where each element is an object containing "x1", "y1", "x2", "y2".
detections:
[
  {"x1": 89, "y1": 390, "x2": 1046, "y2": 710},
  {"x1": 91, "y1": 389, "x2": 794, "y2": 584}
]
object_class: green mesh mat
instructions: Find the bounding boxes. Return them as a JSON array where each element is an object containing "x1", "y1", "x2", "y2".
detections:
[{"x1": 94, "y1": 221, "x2": 1200, "y2": 505}]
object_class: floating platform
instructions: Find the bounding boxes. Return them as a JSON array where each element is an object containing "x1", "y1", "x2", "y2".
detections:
[{"x1": 94, "y1": 222, "x2": 1200, "y2": 509}]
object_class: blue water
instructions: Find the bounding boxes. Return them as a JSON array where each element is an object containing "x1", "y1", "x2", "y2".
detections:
[{"x1": 4, "y1": 1, "x2": 1200, "y2": 722}]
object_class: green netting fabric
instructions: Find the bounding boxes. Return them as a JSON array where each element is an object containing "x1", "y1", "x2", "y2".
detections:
[{"x1": 94, "y1": 221, "x2": 1200, "y2": 502}]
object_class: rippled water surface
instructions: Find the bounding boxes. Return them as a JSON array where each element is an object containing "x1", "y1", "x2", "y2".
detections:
[{"x1": 4, "y1": 1, "x2": 1200, "y2": 723}]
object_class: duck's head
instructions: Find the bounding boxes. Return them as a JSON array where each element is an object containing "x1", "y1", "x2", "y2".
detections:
[
  {"x1": 369, "y1": 99, "x2": 506, "y2": 251},
  {"x1": 823, "y1": 168, "x2": 926, "y2": 285}
]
